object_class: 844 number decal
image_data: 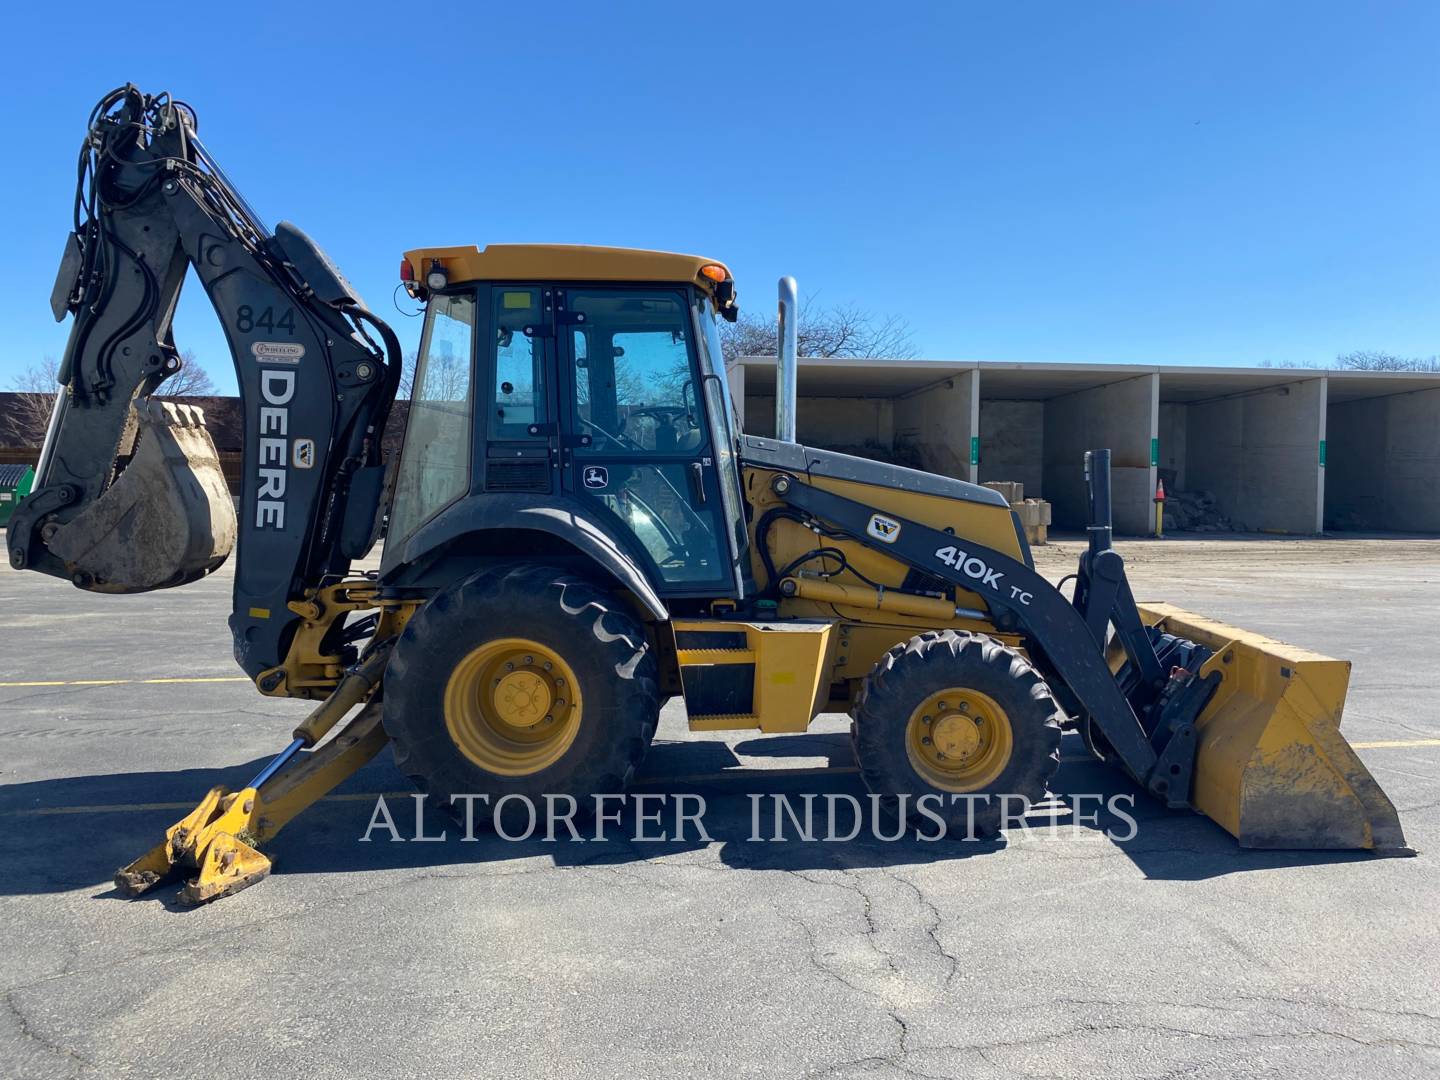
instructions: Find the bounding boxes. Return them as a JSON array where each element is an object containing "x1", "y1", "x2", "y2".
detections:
[{"x1": 236, "y1": 305, "x2": 296, "y2": 335}]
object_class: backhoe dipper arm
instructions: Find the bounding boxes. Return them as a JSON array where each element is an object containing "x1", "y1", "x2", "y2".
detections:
[{"x1": 7, "y1": 86, "x2": 402, "y2": 679}]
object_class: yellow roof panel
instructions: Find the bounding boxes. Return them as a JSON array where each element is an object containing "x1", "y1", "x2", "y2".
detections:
[{"x1": 403, "y1": 244, "x2": 732, "y2": 290}]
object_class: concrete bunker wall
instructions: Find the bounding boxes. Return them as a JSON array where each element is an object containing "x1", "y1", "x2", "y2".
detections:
[
  {"x1": 892, "y1": 371, "x2": 977, "y2": 481},
  {"x1": 744, "y1": 394, "x2": 894, "y2": 449},
  {"x1": 1039, "y1": 375, "x2": 1157, "y2": 534},
  {"x1": 1179, "y1": 377, "x2": 1325, "y2": 534},
  {"x1": 1326, "y1": 388, "x2": 1440, "y2": 532},
  {"x1": 977, "y1": 400, "x2": 1043, "y2": 498}
]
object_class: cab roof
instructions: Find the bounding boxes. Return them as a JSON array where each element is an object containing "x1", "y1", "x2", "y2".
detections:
[{"x1": 403, "y1": 244, "x2": 732, "y2": 292}]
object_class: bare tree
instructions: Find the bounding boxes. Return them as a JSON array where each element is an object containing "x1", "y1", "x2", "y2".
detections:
[
  {"x1": 4, "y1": 357, "x2": 62, "y2": 445},
  {"x1": 158, "y1": 349, "x2": 217, "y2": 396},
  {"x1": 4, "y1": 349, "x2": 217, "y2": 447},
  {"x1": 1335, "y1": 350, "x2": 1440, "y2": 372},
  {"x1": 718, "y1": 298, "x2": 917, "y2": 365},
  {"x1": 397, "y1": 349, "x2": 418, "y2": 400}
]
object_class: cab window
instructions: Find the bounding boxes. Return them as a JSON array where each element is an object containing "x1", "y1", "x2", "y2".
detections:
[
  {"x1": 569, "y1": 290, "x2": 705, "y2": 456},
  {"x1": 389, "y1": 293, "x2": 475, "y2": 539}
]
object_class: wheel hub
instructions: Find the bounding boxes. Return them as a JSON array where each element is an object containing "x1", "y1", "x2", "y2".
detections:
[
  {"x1": 932, "y1": 713, "x2": 981, "y2": 759},
  {"x1": 905, "y1": 687, "x2": 1014, "y2": 792},
  {"x1": 494, "y1": 670, "x2": 552, "y2": 726}
]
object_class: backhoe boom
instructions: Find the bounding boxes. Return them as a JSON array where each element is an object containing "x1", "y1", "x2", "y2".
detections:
[{"x1": 7, "y1": 85, "x2": 403, "y2": 679}]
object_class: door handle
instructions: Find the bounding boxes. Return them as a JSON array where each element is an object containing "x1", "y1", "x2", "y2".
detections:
[{"x1": 688, "y1": 461, "x2": 707, "y2": 504}]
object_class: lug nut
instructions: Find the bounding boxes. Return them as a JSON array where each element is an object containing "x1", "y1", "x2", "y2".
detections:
[{"x1": 922, "y1": 736, "x2": 932, "y2": 745}]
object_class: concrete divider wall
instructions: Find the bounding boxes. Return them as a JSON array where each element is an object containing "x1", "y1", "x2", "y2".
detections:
[
  {"x1": 977, "y1": 400, "x2": 1043, "y2": 497},
  {"x1": 1041, "y1": 374, "x2": 1158, "y2": 533},
  {"x1": 1184, "y1": 377, "x2": 1325, "y2": 534},
  {"x1": 893, "y1": 371, "x2": 978, "y2": 481},
  {"x1": 1327, "y1": 388, "x2": 1440, "y2": 532},
  {"x1": 1157, "y1": 402, "x2": 1188, "y2": 491}
]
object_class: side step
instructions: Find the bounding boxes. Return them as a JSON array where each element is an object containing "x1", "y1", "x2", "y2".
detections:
[{"x1": 673, "y1": 619, "x2": 837, "y2": 733}]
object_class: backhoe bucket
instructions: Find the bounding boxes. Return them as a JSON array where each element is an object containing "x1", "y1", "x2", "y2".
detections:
[
  {"x1": 1138, "y1": 603, "x2": 1407, "y2": 851},
  {"x1": 47, "y1": 398, "x2": 236, "y2": 591}
]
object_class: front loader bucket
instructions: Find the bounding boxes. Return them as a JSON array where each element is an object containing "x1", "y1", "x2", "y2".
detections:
[
  {"x1": 47, "y1": 398, "x2": 236, "y2": 591},
  {"x1": 1139, "y1": 603, "x2": 1407, "y2": 851}
]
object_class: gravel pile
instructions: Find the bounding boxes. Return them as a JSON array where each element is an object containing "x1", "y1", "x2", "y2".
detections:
[{"x1": 1163, "y1": 489, "x2": 1245, "y2": 532}]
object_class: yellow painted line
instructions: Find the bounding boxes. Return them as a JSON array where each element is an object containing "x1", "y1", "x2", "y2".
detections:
[
  {"x1": 0, "y1": 676, "x2": 249, "y2": 688},
  {"x1": 1351, "y1": 738, "x2": 1440, "y2": 750},
  {"x1": 139, "y1": 677, "x2": 250, "y2": 685},
  {"x1": 16, "y1": 791, "x2": 415, "y2": 817}
]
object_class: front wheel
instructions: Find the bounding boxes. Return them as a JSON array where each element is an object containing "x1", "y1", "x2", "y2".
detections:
[{"x1": 851, "y1": 630, "x2": 1062, "y2": 838}]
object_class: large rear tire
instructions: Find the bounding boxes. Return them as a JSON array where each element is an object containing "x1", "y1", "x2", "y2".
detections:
[
  {"x1": 383, "y1": 564, "x2": 659, "y2": 828},
  {"x1": 851, "y1": 630, "x2": 1062, "y2": 839}
]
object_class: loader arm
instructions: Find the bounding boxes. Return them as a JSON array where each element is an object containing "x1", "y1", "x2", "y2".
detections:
[
  {"x1": 7, "y1": 86, "x2": 402, "y2": 679},
  {"x1": 766, "y1": 455, "x2": 1407, "y2": 851}
]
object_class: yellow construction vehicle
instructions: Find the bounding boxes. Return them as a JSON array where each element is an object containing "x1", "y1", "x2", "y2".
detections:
[{"x1": 9, "y1": 86, "x2": 1408, "y2": 904}]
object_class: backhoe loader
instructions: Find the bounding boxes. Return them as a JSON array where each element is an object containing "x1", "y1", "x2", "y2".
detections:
[{"x1": 8, "y1": 85, "x2": 1408, "y2": 904}]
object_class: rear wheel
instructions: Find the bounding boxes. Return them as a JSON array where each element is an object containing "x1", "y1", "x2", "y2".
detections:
[
  {"x1": 384, "y1": 564, "x2": 659, "y2": 828},
  {"x1": 851, "y1": 630, "x2": 1062, "y2": 838}
]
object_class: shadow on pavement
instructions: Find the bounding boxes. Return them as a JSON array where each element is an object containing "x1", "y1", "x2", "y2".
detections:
[{"x1": 0, "y1": 732, "x2": 1378, "y2": 905}]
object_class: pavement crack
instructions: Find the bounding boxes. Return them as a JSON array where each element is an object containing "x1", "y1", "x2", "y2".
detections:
[
  {"x1": 3, "y1": 988, "x2": 95, "y2": 1075},
  {"x1": 880, "y1": 866, "x2": 959, "y2": 990},
  {"x1": 787, "y1": 867, "x2": 900, "y2": 976}
]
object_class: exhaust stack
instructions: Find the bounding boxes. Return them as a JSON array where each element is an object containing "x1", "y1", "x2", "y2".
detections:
[{"x1": 776, "y1": 276, "x2": 798, "y2": 443}]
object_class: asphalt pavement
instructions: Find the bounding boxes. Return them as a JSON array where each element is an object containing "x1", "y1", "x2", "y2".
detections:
[{"x1": 1, "y1": 535, "x2": 1437, "y2": 1079}]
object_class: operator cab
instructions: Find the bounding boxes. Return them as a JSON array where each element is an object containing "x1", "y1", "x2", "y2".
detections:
[{"x1": 384, "y1": 245, "x2": 749, "y2": 602}]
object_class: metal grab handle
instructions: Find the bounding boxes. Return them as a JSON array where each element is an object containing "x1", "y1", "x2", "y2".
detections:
[{"x1": 688, "y1": 461, "x2": 708, "y2": 505}]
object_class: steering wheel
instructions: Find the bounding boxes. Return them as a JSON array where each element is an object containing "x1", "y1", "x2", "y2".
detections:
[
  {"x1": 577, "y1": 414, "x2": 648, "y2": 453},
  {"x1": 620, "y1": 406, "x2": 699, "y2": 449}
]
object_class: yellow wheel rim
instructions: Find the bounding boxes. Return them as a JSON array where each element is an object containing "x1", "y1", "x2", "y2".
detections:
[
  {"x1": 905, "y1": 687, "x2": 1013, "y2": 792},
  {"x1": 443, "y1": 638, "x2": 583, "y2": 776}
]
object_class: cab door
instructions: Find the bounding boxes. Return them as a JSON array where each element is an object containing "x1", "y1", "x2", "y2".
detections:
[
  {"x1": 557, "y1": 287, "x2": 736, "y2": 597},
  {"x1": 477, "y1": 285, "x2": 558, "y2": 494}
]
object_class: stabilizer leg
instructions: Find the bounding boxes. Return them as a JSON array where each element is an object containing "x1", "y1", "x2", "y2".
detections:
[{"x1": 114, "y1": 703, "x2": 389, "y2": 904}]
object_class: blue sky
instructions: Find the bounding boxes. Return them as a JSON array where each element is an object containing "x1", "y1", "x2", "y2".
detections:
[{"x1": 3, "y1": 2, "x2": 1437, "y2": 395}]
